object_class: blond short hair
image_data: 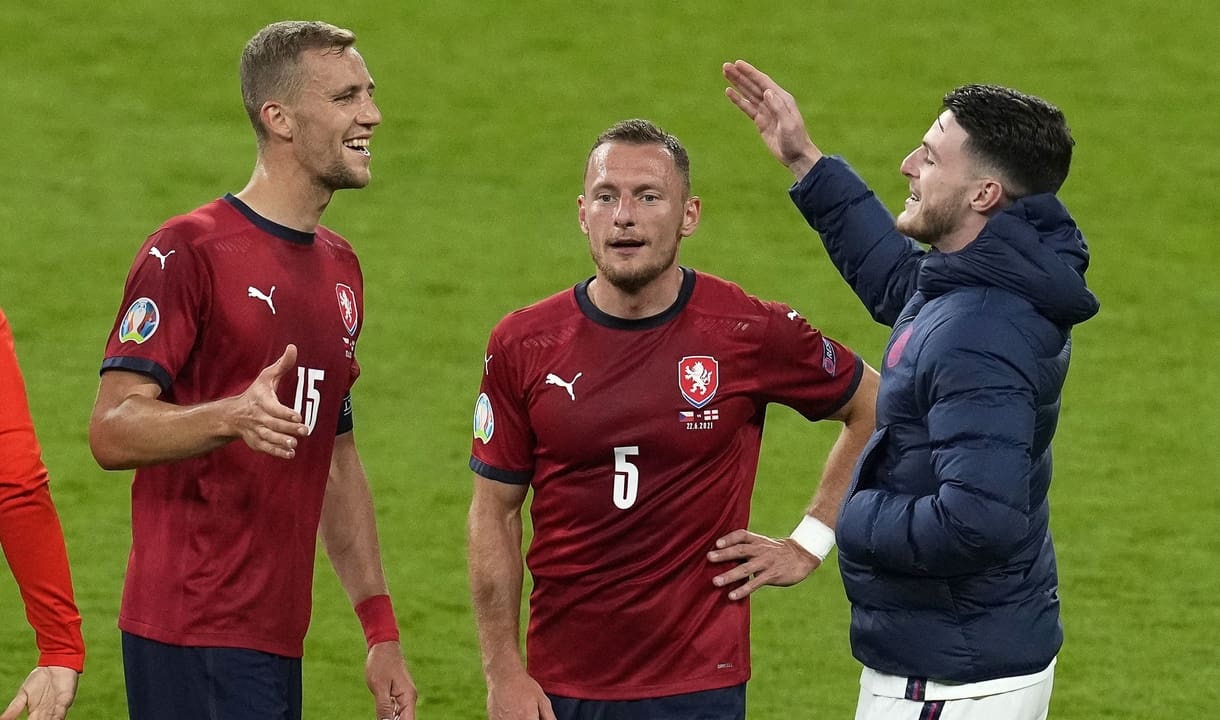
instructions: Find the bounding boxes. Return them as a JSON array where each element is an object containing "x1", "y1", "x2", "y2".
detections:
[{"x1": 239, "y1": 20, "x2": 357, "y2": 144}]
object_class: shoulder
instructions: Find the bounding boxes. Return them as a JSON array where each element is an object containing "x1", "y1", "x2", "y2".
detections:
[
  {"x1": 315, "y1": 224, "x2": 359, "y2": 259},
  {"x1": 918, "y1": 289, "x2": 1045, "y2": 369},
  {"x1": 489, "y1": 286, "x2": 580, "y2": 346},
  {"x1": 687, "y1": 271, "x2": 781, "y2": 319},
  {"x1": 144, "y1": 199, "x2": 242, "y2": 258},
  {"x1": 688, "y1": 271, "x2": 813, "y2": 339}
]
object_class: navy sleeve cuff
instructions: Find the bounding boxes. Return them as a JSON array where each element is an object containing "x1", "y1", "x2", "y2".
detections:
[
  {"x1": 470, "y1": 456, "x2": 532, "y2": 485},
  {"x1": 100, "y1": 356, "x2": 172, "y2": 394}
]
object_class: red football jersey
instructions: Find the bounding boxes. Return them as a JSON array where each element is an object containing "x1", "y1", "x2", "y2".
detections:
[
  {"x1": 101, "y1": 195, "x2": 362, "y2": 657},
  {"x1": 470, "y1": 268, "x2": 862, "y2": 700}
]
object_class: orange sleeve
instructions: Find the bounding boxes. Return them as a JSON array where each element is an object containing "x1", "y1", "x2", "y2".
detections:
[{"x1": 0, "y1": 309, "x2": 85, "y2": 671}]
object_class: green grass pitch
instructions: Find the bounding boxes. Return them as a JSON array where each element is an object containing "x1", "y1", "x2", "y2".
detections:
[{"x1": 2, "y1": 1, "x2": 1217, "y2": 717}]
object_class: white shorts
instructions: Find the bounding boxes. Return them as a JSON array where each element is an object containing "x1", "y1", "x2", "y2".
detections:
[{"x1": 854, "y1": 669, "x2": 1054, "y2": 720}]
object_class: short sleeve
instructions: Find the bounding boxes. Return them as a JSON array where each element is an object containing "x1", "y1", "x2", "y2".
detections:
[
  {"x1": 469, "y1": 328, "x2": 534, "y2": 484},
  {"x1": 756, "y1": 302, "x2": 863, "y2": 420},
  {"x1": 101, "y1": 226, "x2": 208, "y2": 392}
]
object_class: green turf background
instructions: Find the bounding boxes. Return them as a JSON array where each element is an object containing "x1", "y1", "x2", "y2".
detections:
[{"x1": 2, "y1": 1, "x2": 1217, "y2": 717}]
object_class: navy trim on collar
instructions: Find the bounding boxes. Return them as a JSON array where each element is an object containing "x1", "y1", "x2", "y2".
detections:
[
  {"x1": 574, "y1": 267, "x2": 696, "y2": 330},
  {"x1": 223, "y1": 194, "x2": 315, "y2": 245}
]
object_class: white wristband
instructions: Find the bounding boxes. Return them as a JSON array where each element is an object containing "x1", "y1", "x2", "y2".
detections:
[{"x1": 789, "y1": 515, "x2": 836, "y2": 561}]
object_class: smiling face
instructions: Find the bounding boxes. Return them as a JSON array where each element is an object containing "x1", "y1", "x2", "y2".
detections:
[
  {"x1": 578, "y1": 142, "x2": 700, "y2": 295},
  {"x1": 896, "y1": 110, "x2": 984, "y2": 251},
  {"x1": 282, "y1": 46, "x2": 381, "y2": 191}
]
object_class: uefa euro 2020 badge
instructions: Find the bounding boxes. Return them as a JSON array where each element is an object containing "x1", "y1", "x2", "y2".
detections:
[
  {"x1": 118, "y1": 297, "x2": 160, "y2": 344},
  {"x1": 473, "y1": 393, "x2": 495, "y2": 443}
]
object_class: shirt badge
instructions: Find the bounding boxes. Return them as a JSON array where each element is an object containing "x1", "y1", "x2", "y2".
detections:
[
  {"x1": 336, "y1": 283, "x2": 358, "y2": 336},
  {"x1": 118, "y1": 297, "x2": 160, "y2": 344},
  {"x1": 678, "y1": 355, "x2": 719, "y2": 408},
  {"x1": 473, "y1": 393, "x2": 495, "y2": 443}
]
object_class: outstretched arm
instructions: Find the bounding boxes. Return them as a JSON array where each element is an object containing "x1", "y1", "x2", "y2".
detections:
[
  {"x1": 320, "y1": 431, "x2": 416, "y2": 720},
  {"x1": 709, "y1": 362, "x2": 880, "y2": 598},
  {"x1": 88, "y1": 345, "x2": 309, "y2": 469},
  {"x1": 468, "y1": 474, "x2": 555, "y2": 720}
]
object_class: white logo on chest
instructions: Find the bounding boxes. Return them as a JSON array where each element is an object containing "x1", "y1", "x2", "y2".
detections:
[
  {"x1": 545, "y1": 372, "x2": 582, "y2": 401},
  {"x1": 248, "y1": 285, "x2": 277, "y2": 315}
]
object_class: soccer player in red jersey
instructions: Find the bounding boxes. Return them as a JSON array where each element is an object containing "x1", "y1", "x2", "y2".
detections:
[
  {"x1": 88, "y1": 22, "x2": 414, "y2": 720},
  {"x1": 467, "y1": 119, "x2": 880, "y2": 720},
  {"x1": 1, "y1": 309, "x2": 85, "y2": 720}
]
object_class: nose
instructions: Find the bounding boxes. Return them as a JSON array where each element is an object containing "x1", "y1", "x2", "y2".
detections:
[
  {"x1": 613, "y1": 197, "x2": 635, "y2": 226},
  {"x1": 358, "y1": 98, "x2": 382, "y2": 128},
  {"x1": 900, "y1": 147, "x2": 920, "y2": 179}
]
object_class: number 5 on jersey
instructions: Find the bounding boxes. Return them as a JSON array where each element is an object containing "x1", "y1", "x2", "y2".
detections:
[
  {"x1": 293, "y1": 367, "x2": 325, "y2": 434},
  {"x1": 613, "y1": 446, "x2": 640, "y2": 510}
]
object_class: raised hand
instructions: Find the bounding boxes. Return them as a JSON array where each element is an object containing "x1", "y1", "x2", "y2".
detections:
[{"x1": 723, "y1": 60, "x2": 824, "y2": 179}]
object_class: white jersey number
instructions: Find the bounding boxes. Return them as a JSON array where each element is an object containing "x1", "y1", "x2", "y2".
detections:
[
  {"x1": 613, "y1": 445, "x2": 640, "y2": 510},
  {"x1": 293, "y1": 367, "x2": 326, "y2": 434}
]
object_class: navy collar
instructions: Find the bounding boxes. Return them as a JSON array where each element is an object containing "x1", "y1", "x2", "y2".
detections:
[
  {"x1": 574, "y1": 267, "x2": 696, "y2": 330},
  {"x1": 223, "y1": 194, "x2": 315, "y2": 245}
]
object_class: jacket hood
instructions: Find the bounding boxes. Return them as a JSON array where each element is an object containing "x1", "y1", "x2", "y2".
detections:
[{"x1": 918, "y1": 194, "x2": 1100, "y2": 326}]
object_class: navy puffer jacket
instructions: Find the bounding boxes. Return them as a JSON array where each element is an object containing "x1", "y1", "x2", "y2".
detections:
[{"x1": 790, "y1": 156, "x2": 1099, "y2": 683}]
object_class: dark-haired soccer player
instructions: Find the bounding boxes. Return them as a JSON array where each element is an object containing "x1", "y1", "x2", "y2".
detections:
[
  {"x1": 467, "y1": 118, "x2": 879, "y2": 720},
  {"x1": 89, "y1": 21, "x2": 415, "y2": 720},
  {"x1": 723, "y1": 60, "x2": 1098, "y2": 719},
  {"x1": 2, "y1": 308, "x2": 84, "y2": 720}
]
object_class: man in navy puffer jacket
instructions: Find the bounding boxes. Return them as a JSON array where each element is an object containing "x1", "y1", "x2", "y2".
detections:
[{"x1": 716, "y1": 61, "x2": 1099, "y2": 719}]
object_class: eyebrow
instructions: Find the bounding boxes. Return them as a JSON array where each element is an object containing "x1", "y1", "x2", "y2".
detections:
[{"x1": 331, "y1": 82, "x2": 374, "y2": 98}]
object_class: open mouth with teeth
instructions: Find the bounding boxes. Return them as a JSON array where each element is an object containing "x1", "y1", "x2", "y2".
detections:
[{"x1": 344, "y1": 138, "x2": 371, "y2": 156}]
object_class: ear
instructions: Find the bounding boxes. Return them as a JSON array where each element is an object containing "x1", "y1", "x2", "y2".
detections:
[
  {"x1": 261, "y1": 101, "x2": 294, "y2": 142},
  {"x1": 970, "y1": 178, "x2": 1006, "y2": 213},
  {"x1": 577, "y1": 195, "x2": 589, "y2": 234},
  {"x1": 679, "y1": 196, "x2": 702, "y2": 238}
]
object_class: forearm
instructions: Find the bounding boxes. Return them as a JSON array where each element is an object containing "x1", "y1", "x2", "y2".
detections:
[
  {"x1": 808, "y1": 415, "x2": 874, "y2": 528},
  {"x1": 468, "y1": 501, "x2": 527, "y2": 678},
  {"x1": 808, "y1": 363, "x2": 879, "y2": 527},
  {"x1": 0, "y1": 486, "x2": 85, "y2": 671},
  {"x1": 839, "y1": 484, "x2": 1032, "y2": 577},
  {"x1": 320, "y1": 436, "x2": 390, "y2": 604},
  {"x1": 89, "y1": 391, "x2": 239, "y2": 470}
]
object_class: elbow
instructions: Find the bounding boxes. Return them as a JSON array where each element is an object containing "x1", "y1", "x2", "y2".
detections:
[
  {"x1": 954, "y1": 511, "x2": 1031, "y2": 567},
  {"x1": 88, "y1": 420, "x2": 133, "y2": 471}
]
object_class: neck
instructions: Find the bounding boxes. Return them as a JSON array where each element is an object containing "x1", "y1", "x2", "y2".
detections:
[
  {"x1": 235, "y1": 156, "x2": 333, "y2": 232},
  {"x1": 587, "y1": 266, "x2": 684, "y2": 320},
  {"x1": 932, "y1": 215, "x2": 988, "y2": 254}
]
